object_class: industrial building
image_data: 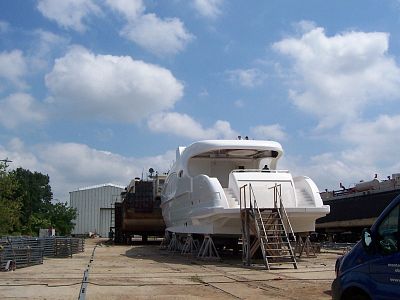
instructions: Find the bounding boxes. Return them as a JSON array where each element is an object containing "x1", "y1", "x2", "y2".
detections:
[{"x1": 70, "y1": 183, "x2": 124, "y2": 237}]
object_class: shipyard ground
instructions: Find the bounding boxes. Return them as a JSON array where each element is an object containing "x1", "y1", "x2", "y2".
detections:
[{"x1": 0, "y1": 238, "x2": 339, "y2": 299}]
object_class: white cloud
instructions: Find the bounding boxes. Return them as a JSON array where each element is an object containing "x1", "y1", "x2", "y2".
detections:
[
  {"x1": 103, "y1": 0, "x2": 193, "y2": 56},
  {"x1": 0, "y1": 49, "x2": 28, "y2": 89},
  {"x1": 270, "y1": 24, "x2": 400, "y2": 190},
  {"x1": 250, "y1": 124, "x2": 287, "y2": 141},
  {"x1": 37, "y1": 0, "x2": 101, "y2": 32},
  {"x1": 45, "y1": 46, "x2": 183, "y2": 122},
  {"x1": 37, "y1": 0, "x2": 193, "y2": 55},
  {"x1": 121, "y1": 13, "x2": 194, "y2": 56},
  {"x1": 293, "y1": 20, "x2": 317, "y2": 34},
  {"x1": 132, "y1": 150, "x2": 175, "y2": 175},
  {"x1": 33, "y1": 30, "x2": 69, "y2": 55},
  {"x1": 0, "y1": 93, "x2": 45, "y2": 129},
  {"x1": 193, "y1": 0, "x2": 224, "y2": 19},
  {"x1": 0, "y1": 138, "x2": 39, "y2": 171},
  {"x1": 30, "y1": 30, "x2": 69, "y2": 70},
  {"x1": 276, "y1": 148, "x2": 377, "y2": 192},
  {"x1": 0, "y1": 20, "x2": 9, "y2": 33},
  {"x1": 105, "y1": 0, "x2": 144, "y2": 20},
  {"x1": 0, "y1": 138, "x2": 174, "y2": 202},
  {"x1": 286, "y1": 153, "x2": 373, "y2": 191},
  {"x1": 37, "y1": 143, "x2": 138, "y2": 184},
  {"x1": 95, "y1": 128, "x2": 114, "y2": 142},
  {"x1": 226, "y1": 68, "x2": 265, "y2": 88},
  {"x1": 234, "y1": 99, "x2": 244, "y2": 108},
  {"x1": 340, "y1": 114, "x2": 400, "y2": 167},
  {"x1": 147, "y1": 112, "x2": 238, "y2": 139},
  {"x1": 273, "y1": 26, "x2": 400, "y2": 129},
  {"x1": 281, "y1": 114, "x2": 400, "y2": 191}
]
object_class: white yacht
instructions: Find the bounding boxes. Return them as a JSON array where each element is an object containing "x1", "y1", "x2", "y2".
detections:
[{"x1": 161, "y1": 140, "x2": 329, "y2": 236}]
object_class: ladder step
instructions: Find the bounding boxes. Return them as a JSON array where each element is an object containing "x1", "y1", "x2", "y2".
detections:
[
  {"x1": 257, "y1": 221, "x2": 284, "y2": 226},
  {"x1": 259, "y1": 216, "x2": 279, "y2": 220},
  {"x1": 261, "y1": 241, "x2": 291, "y2": 246},
  {"x1": 260, "y1": 234, "x2": 289, "y2": 238},
  {"x1": 266, "y1": 254, "x2": 295, "y2": 258},
  {"x1": 267, "y1": 261, "x2": 296, "y2": 265},
  {"x1": 260, "y1": 235, "x2": 287, "y2": 239},
  {"x1": 243, "y1": 196, "x2": 297, "y2": 270},
  {"x1": 265, "y1": 249, "x2": 287, "y2": 253},
  {"x1": 268, "y1": 244, "x2": 291, "y2": 248},
  {"x1": 259, "y1": 217, "x2": 276, "y2": 220},
  {"x1": 263, "y1": 230, "x2": 286, "y2": 237},
  {"x1": 261, "y1": 239, "x2": 288, "y2": 243},
  {"x1": 256, "y1": 214, "x2": 279, "y2": 219},
  {"x1": 258, "y1": 224, "x2": 285, "y2": 228},
  {"x1": 260, "y1": 233, "x2": 286, "y2": 237},
  {"x1": 266, "y1": 256, "x2": 296, "y2": 259}
]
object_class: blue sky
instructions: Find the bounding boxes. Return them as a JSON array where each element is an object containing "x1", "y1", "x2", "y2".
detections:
[{"x1": 1, "y1": 0, "x2": 400, "y2": 201}]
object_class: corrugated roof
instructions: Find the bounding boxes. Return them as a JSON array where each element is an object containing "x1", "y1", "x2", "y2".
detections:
[{"x1": 70, "y1": 183, "x2": 125, "y2": 193}]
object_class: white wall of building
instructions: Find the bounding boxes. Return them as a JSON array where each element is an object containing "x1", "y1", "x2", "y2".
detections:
[{"x1": 70, "y1": 184, "x2": 124, "y2": 237}]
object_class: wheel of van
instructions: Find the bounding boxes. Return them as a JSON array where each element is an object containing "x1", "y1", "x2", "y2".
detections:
[
  {"x1": 342, "y1": 288, "x2": 370, "y2": 300},
  {"x1": 351, "y1": 294, "x2": 370, "y2": 300}
]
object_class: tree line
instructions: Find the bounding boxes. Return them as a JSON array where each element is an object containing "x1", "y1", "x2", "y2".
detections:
[{"x1": 0, "y1": 162, "x2": 77, "y2": 236}]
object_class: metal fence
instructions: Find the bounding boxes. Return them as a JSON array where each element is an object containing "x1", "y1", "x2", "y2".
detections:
[{"x1": 0, "y1": 236, "x2": 85, "y2": 271}]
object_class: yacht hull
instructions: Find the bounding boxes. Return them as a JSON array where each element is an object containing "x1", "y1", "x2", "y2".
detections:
[{"x1": 162, "y1": 205, "x2": 330, "y2": 235}]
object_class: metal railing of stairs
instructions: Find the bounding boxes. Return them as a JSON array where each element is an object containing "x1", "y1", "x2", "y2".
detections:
[
  {"x1": 240, "y1": 183, "x2": 297, "y2": 269},
  {"x1": 109, "y1": 202, "x2": 115, "y2": 239}
]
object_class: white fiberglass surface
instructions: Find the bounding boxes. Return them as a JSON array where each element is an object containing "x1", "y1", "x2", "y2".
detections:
[
  {"x1": 293, "y1": 176, "x2": 323, "y2": 208},
  {"x1": 239, "y1": 180, "x2": 297, "y2": 208},
  {"x1": 188, "y1": 157, "x2": 269, "y2": 188},
  {"x1": 162, "y1": 172, "x2": 177, "y2": 200}
]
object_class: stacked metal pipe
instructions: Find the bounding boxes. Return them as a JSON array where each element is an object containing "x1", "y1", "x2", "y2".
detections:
[{"x1": 0, "y1": 236, "x2": 85, "y2": 271}]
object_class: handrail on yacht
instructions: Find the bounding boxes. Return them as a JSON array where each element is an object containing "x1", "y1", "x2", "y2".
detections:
[
  {"x1": 232, "y1": 169, "x2": 289, "y2": 173},
  {"x1": 269, "y1": 183, "x2": 296, "y2": 242},
  {"x1": 249, "y1": 184, "x2": 269, "y2": 244},
  {"x1": 239, "y1": 183, "x2": 269, "y2": 240},
  {"x1": 239, "y1": 184, "x2": 247, "y2": 211}
]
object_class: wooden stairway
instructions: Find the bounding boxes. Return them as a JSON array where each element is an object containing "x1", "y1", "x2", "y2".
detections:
[{"x1": 240, "y1": 183, "x2": 297, "y2": 269}]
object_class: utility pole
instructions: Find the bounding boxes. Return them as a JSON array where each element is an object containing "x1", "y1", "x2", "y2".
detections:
[{"x1": 0, "y1": 158, "x2": 12, "y2": 169}]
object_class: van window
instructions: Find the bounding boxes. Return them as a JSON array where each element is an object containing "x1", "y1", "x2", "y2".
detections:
[{"x1": 377, "y1": 204, "x2": 399, "y2": 253}]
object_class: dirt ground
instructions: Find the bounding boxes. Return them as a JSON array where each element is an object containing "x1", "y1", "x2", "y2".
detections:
[{"x1": 0, "y1": 238, "x2": 339, "y2": 299}]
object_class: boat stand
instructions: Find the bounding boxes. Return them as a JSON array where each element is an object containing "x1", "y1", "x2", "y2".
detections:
[
  {"x1": 197, "y1": 235, "x2": 220, "y2": 260},
  {"x1": 159, "y1": 231, "x2": 171, "y2": 250},
  {"x1": 295, "y1": 234, "x2": 316, "y2": 257},
  {"x1": 167, "y1": 233, "x2": 182, "y2": 252},
  {"x1": 181, "y1": 234, "x2": 199, "y2": 255}
]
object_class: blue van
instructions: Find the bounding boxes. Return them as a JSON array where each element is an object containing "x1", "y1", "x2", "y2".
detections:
[{"x1": 332, "y1": 194, "x2": 400, "y2": 299}]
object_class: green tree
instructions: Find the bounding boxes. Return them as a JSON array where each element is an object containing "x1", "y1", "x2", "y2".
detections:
[
  {"x1": 25, "y1": 213, "x2": 52, "y2": 236},
  {"x1": 0, "y1": 163, "x2": 22, "y2": 235},
  {"x1": 1, "y1": 166, "x2": 77, "y2": 236},
  {"x1": 48, "y1": 202, "x2": 77, "y2": 236},
  {"x1": 11, "y1": 168, "x2": 53, "y2": 234}
]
